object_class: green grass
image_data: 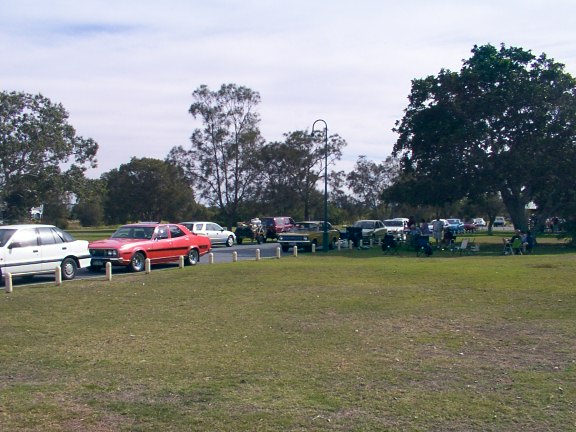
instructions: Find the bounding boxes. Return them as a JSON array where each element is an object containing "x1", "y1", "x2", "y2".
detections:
[{"x1": 1, "y1": 248, "x2": 575, "y2": 431}]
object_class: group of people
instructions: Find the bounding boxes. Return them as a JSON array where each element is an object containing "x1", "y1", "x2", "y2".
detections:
[
  {"x1": 406, "y1": 218, "x2": 456, "y2": 251},
  {"x1": 504, "y1": 230, "x2": 535, "y2": 255}
]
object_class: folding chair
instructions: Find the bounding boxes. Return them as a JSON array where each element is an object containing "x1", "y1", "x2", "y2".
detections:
[
  {"x1": 381, "y1": 234, "x2": 399, "y2": 255},
  {"x1": 452, "y1": 238, "x2": 469, "y2": 255}
]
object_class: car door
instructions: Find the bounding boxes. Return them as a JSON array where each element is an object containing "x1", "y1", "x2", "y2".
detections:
[
  {"x1": 4, "y1": 228, "x2": 42, "y2": 275},
  {"x1": 38, "y1": 227, "x2": 67, "y2": 273},
  {"x1": 206, "y1": 223, "x2": 223, "y2": 244},
  {"x1": 148, "y1": 225, "x2": 173, "y2": 263},
  {"x1": 168, "y1": 225, "x2": 189, "y2": 258}
]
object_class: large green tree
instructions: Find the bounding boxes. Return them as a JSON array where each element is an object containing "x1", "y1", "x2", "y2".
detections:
[
  {"x1": 103, "y1": 157, "x2": 197, "y2": 224},
  {"x1": 392, "y1": 44, "x2": 576, "y2": 231},
  {"x1": 260, "y1": 130, "x2": 346, "y2": 220},
  {"x1": 167, "y1": 84, "x2": 265, "y2": 229},
  {"x1": 346, "y1": 155, "x2": 400, "y2": 219},
  {"x1": 0, "y1": 91, "x2": 98, "y2": 222}
]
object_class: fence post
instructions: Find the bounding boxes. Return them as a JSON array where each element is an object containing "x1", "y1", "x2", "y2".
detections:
[
  {"x1": 105, "y1": 262, "x2": 112, "y2": 281},
  {"x1": 4, "y1": 272, "x2": 12, "y2": 293},
  {"x1": 54, "y1": 266, "x2": 62, "y2": 286}
]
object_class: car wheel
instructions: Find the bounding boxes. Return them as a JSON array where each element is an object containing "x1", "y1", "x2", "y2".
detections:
[
  {"x1": 186, "y1": 248, "x2": 199, "y2": 265},
  {"x1": 130, "y1": 252, "x2": 146, "y2": 272},
  {"x1": 61, "y1": 257, "x2": 78, "y2": 280},
  {"x1": 226, "y1": 235, "x2": 234, "y2": 247}
]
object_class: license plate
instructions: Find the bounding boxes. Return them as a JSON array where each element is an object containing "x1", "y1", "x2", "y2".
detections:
[{"x1": 92, "y1": 259, "x2": 104, "y2": 266}]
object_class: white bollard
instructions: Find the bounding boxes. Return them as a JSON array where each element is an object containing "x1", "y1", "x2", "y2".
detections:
[
  {"x1": 209, "y1": 253, "x2": 214, "y2": 264},
  {"x1": 106, "y1": 262, "x2": 112, "y2": 281},
  {"x1": 4, "y1": 272, "x2": 13, "y2": 293},
  {"x1": 293, "y1": 245, "x2": 298, "y2": 257},
  {"x1": 349, "y1": 240, "x2": 353, "y2": 250},
  {"x1": 276, "y1": 246, "x2": 281, "y2": 259},
  {"x1": 232, "y1": 251, "x2": 238, "y2": 262},
  {"x1": 256, "y1": 249, "x2": 261, "y2": 261},
  {"x1": 312, "y1": 243, "x2": 316, "y2": 254},
  {"x1": 370, "y1": 238, "x2": 374, "y2": 248},
  {"x1": 145, "y1": 258, "x2": 151, "y2": 274},
  {"x1": 337, "y1": 240, "x2": 341, "y2": 252},
  {"x1": 54, "y1": 266, "x2": 62, "y2": 286},
  {"x1": 179, "y1": 255, "x2": 185, "y2": 268}
]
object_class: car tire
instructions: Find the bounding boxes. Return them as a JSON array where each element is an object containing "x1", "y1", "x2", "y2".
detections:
[
  {"x1": 226, "y1": 236, "x2": 234, "y2": 247},
  {"x1": 130, "y1": 252, "x2": 146, "y2": 272},
  {"x1": 61, "y1": 257, "x2": 78, "y2": 280},
  {"x1": 186, "y1": 248, "x2": 199, "y2": 266}
]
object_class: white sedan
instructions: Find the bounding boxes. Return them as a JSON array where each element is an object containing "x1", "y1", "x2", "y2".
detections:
[
  {"x1": 180, "y1": 221, "x2": 236, "y2": 247},
  {"x1": 0, "y1": 224, "x2": 91, "y2": 281}
]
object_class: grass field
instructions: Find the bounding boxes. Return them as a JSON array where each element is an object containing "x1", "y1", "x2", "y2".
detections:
[{"x1": 1, "y1": 235, "x2": 575, "y2": 431}]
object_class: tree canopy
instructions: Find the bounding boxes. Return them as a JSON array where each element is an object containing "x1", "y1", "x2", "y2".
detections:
[
  {"x1": 167, "y1": 84, "x2": 265, "y2": 229},
  {"x1": 0, "y1": 91, "x2": 98, "y2": 222},
  {"x1": 391, "y1": 44, "x2": 576, "y2": 231}
]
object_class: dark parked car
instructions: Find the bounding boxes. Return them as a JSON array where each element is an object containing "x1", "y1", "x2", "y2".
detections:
[{"x1": 260, "y1": 216, "x2": 296, "y2": 241}]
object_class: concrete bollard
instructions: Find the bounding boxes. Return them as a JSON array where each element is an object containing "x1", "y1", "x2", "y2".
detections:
[
  {"x1": 145, "y1": 258, "x2": 151, "y2": 274},
  {"x1": 209, "y1": 253, "x2": 214, "y2": 264},
  {"x1": 106, "y1": 262, "x2": 112, "y2": 281},
  {"x1": 312, "y1": 243, "x2": 316, "y2": 254},
  {"x1": 370, "y1": 238, "x2": 374, "y2": 248},
  {"x1": 293, "y1": 246, "x2": 298, "y2": 257},
  {"x1": 337, "y1": 241, "x2": 341, "y2": 252},
  {"x1": 232, "y1": 251, "x2": 238, "y2": 262},
  {"x1": 276, "y1": 247, "x2": 281, "y2": 259},
  {"x1": 54, "y1": 266, "x2": 62, "y2": 286},
  {"x1": 349, "y1": 240, "x2": 353, "y2": 250},
  {"x1": 256, "y1": 249, "x2": 261, "y2": 261},
  {"x1": 4, "y1": 272, "x2": 13, "y2": 293},
  {"x1": 179, "y1": 255, "x2": 185, "y2": 268}
]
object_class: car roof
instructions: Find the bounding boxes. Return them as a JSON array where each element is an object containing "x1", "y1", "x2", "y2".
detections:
[{"x1": 0, "y1": 224, "x2": 56, "y2": 229}]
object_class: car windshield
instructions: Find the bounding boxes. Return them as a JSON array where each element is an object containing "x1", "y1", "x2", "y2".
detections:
[
  {"x1": 384, "y1": 220, "x2": 402, "y2": 227},
  {"x1": 0, "y1": 229, "x2": 17, "y2": 247},
  {"x1": 293, "y1": 223, "x2": 319, "y2": 231},
  {"x1": 112, "y1": 226, "x2": 155, "y2": 239},
  {"x1": 353, "y1": 221, "x2": 375, "y2": 229}
]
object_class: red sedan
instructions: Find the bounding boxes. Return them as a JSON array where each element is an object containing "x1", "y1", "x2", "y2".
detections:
[{"x1": 88, "y1": 223, "x2": 211, "y2": 272}]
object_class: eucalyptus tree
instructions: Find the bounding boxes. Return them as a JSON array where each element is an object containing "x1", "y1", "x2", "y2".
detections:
[
  {"x1": 0, "y1": 91, "x2": 98, "y2": 221},
  {"x1": 167, "y1": 84, "x2": 265, "y2": 229},
  {"x1": 346, "y1": 155, "x2": 400, "y2": 219},
  {"x1": 392, "y1": 44, "x2": 576, "y2": 231},
  {"x1": 260, "y1": 130, "x2": 346, "y2": 220}
]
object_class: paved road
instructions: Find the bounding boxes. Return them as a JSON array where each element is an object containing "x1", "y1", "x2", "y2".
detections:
[{"x1": 5, "y1": 241, "x2": 284, "y2": 288}]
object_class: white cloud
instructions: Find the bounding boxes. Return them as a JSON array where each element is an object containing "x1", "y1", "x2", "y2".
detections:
[{"x1": 2, "y1": 0, "x2": 575, "y2": 177}]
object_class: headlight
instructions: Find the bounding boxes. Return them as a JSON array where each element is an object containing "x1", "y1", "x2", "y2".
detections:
[{"x1": 278, "y1": 235, "x2": 284, "y2": 241}]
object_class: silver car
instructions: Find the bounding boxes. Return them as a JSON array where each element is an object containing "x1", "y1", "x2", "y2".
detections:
[
  {"x1": 180, "y1": 221, "x2": 236, "y2": 247},
  {"x1": 0, "y1": 224, "x2": 91, "y2": 281}
]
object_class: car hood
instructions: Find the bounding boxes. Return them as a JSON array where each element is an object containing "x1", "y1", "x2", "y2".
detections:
[{"x1": 89, "y1": 238, "x2": 152, "y2": 249}]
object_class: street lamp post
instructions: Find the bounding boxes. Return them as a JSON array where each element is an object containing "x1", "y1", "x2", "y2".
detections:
[{"x1": 312, "y1": 119, "x2": 329, "y2": 252}]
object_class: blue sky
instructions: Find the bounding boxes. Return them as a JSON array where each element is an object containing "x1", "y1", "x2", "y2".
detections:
[{"x1": 2, "y1": 0, "x2": 575, "y2": 178}]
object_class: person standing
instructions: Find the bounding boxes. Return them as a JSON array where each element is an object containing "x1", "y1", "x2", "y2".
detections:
[{"x1": 432, "y1": 219, "x2": 444, "y2": 248}]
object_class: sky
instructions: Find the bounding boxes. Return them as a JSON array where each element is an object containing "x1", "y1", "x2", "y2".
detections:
[{"x1": 2, "y1": 0, "x2": 576, "y2": 179}]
